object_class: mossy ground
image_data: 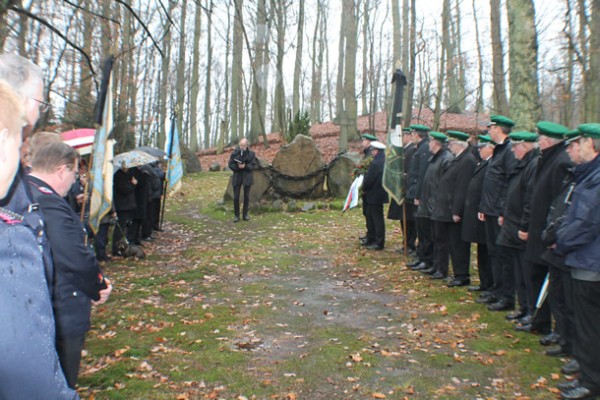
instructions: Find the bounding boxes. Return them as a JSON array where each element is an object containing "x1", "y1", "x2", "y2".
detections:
[{"x1": 78, "y1": 172, "x2": 562, "y2": 399}]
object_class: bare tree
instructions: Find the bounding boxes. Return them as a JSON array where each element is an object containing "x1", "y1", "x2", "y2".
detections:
[
  {"x1": 292, "y1": 0, "x2": 304, "y2": 117},
  {"x1": 490, "y1": 0, "x2": 509, "y2": 114},
  {"x1": 189, "y1": 1, "x2": 201, "y2": 151}
]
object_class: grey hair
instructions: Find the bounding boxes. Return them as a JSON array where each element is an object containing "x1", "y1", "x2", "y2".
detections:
[{"x1": 0, "y1": 53, "x2": 43, "y2": 99}]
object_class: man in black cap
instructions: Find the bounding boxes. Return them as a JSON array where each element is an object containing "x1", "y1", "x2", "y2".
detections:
[
  {"x1": 362, "y1": 141, "x2": 388, "y2": 250},
  {"x1": 406, "y1": 124, "x2": 433, "y2": 270},
  {"x1": 476, "y1": 115, "x2": 517, "y2": 306}
]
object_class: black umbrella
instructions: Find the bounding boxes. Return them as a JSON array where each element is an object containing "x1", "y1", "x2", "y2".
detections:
[{"x1": 136, "y1": 146, "x2": 167, "y2": 159}]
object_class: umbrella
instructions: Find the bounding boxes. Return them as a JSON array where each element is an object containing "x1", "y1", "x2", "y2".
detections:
[
  {"x1": 136, "y1": 145, "x2": 167, "y2": 159},
  {"x1": 61, "y1": 128, "x2": 95, "y2": 155},
  {"x1": 113, "y1": 149, "x2": 158, "y2": 170},
  {"x1": 532, "y1": 273, "x2": 550, "y2": 320}
]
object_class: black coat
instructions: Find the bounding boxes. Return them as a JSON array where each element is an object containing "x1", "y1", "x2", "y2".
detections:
[
  {"x1": 462, "y1": 158, "x2": 490, "y2": 243},
  {"x1": 479, "y1": 138, "x2": 516, "y2": 217},
  {"x1": 407, "y1": 137, "x2": 431, "y2": 201},
  {"x1": 113, "y1": 168, "x2": 137, "y2": 212},
  {"x1": 132, "y1": 167, "x2": 150, "y2": 220},
  {"x1": 525, "y1": 143, "x2": 573, "y2": 263},
  {"x1": 416, "y1": 148, "x2": 453, "y2": 218},
  {"x1": 27, "y1": 175, "x2": 106, "y2": 338},
  {"x1": 387, "y1": 142, "x2": 417, "y2": 220},
  {"x1": 497, "y1": 148, "x2": 539, "y2": 249},
  {"x1": 363, "y1": 151, "x2": 389, "y2": 205},
  {"x1": 431, "y1": 148, "x2": 477, "y2": 222},
  {"x1": 228, "y1": 147, "x2": 257, "y2": 186}
]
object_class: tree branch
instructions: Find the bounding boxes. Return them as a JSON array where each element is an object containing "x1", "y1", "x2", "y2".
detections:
[
  {"x1": 114, "y1": 0, "x2": 164, "y2": 58},
  {"x1": 62, "y1": 0, "x2": 120, "y2": 25}
]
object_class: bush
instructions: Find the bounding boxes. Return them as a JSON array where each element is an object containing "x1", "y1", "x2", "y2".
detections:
[{"x1": 287, "y1": 110, "x2": 311, "y2": 142}]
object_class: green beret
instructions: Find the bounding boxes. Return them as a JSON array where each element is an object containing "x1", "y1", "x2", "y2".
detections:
[
  {"x1": 410, "y1": 124, "x2": 431, "y2": 132},
  {"x1": 509, "y1": 131, "x2": 539, "y2": 143},
  {"x1": 577, "y1": 123, "x2": 600, "y2": 139},
  {"x1": 446, "y1": 130, "x2": 470, "y2": 142},
  {"x1": 429, "y1": 131, "x2": 448, "y2": 143},
  {"x1": 564, "y1": 129, "x2": 582, "y2": 144},
  {"x1": 361, "y1": 133, "x2": 377, "y2": 141},
  {"x1": 536, "y1": 121, "x2": 569, "y2": 139},
  {"x1": 488, "y1": 115, "x2": 515, "y2": 128},
  {"x1": 478, "y1": 134, "x2": 495, "y2": 145},
  {"x1": 402, "y1": 127, "x2": 412, "y2": 133}
]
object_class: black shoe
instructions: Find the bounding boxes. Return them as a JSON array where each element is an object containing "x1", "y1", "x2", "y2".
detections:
[
  {"x1": 514, "y1": 323, "x2": 551, "y2": 335},
  {"x1": 557, "y1": 379, "x2": 580, "y2": 392},
  {"x1": 447, "y1": 279, "x2": 470, "y2": 287},
  {"x1": 475, "y1": 293, "x2": 497, "y2": 304},
  {"x1": 234, "y1": 216, "x2": 240, "y2": 222},
  {"x1": 545, "y1": 345, "x2": 570, "y2": 357},
  {"x1": 487, "y1": 300, "x2": 514, "y2": 312},
  {"x1": 243, "y1": 215, "x2": 250, "y2": 221},
  {"x1": 540, "y1": 331, "x2": 561, "y2": 346},
  {"x1": 468, "y1": 285, "x2": 482, "y2": 292},
  {"x1": 506, "y1": 310, "x2": 527, "y2": 321},
  {"x1": 409, "y1": 262, "x2": 426, "y2": 270},
  {"x1": 561, "y1": 359, "x2": 581, "y2": 375},
  {"x1": 517, "y1": 314, "x2": 534, "y2": 325},
  {"x1": 560, "y1": 386, "x2": 600, "y2": 400},
  {"x1": 430, "y1": 272, "x2": 447, "y2": 280},
  {"x1": 142, "y1": 236, "x2": 154, "y2": 242},
  {"x1": 366, "y1": 244, "x2": 384, "y2": 250},
  {"x1": 421, "y1": 267, "x2": 437, "y2": 275},
  {"x1": 407, "y1": 259, "x2": 422, "y2": 267}
]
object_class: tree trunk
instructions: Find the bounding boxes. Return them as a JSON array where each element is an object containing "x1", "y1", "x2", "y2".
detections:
[
  {"x1": 392, "y1": 0, "x2": 401, "y2": 65},
  {"x1": 157, "y1": 0, "x2": 175, "y2": 149},
  {"x1": 340, "y1": 0, "x2": 358, "y2": 152},
  {"x1": 433, "y1": 0, "x2": 448, "y2": 129},
  {"x1": 176, "y1": 0, "x2": 188, "y2": 142},
  {"x1": 189, "y1": 1, "x2": 201, "y2": 151},
  {"x1": 249, "y1": 0, "x2": 268, "y2": 144},
  {"x1": 231, "y1": 0, "x2": 244, "y2": 144},
  {"x1": 272, "y1": 0, "x2": 287, "y2": 139},
  {"x1": 507, "y1": 0, "x2": 541, "y2": 130},
  {"x1": 292, "y1": 0, "x2": 304, "y2": 117},
  {"x1": 204, "y1": 0, "x2": 213, "y2": 148},
  {"x1": 335, "y1": 2, "x2": 346, "y2": 122},
  {"x1": 361, "y1": 1, "x2": 370, "y2": 116},
  {"x1": 310, "y1": 0, "x2": 324, "y2": 124},
  {"x1": 472, "y1": 0, "x2": 484, "y2": 112},
  {"x1": 403, "y1": 0, "x2": 416, "y2": 125},
  {"x1": 586, "y1": 0, "x2": 600, "y2": 121},
  {"x1": 490, "y1": 0, "x2": 509, "y2": 115}
]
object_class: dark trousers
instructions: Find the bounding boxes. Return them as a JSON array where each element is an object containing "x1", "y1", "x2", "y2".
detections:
[
  {"x1": 365, "y1": 203, "x2": 385, "y2": 247},
  {"x1": 513, "y1": 248, "x2": 533, "y2": 314},
  {"x1": 416, "y1": 216, "x2": 434, "y2": 266},
  {"x1": 484, "y1": 216, "x2": 501, "y2": 296},
  {"x1": 94, "y1": 222, "x2": 110, "y2": 259},
  {"x1": 233, "y1": 184, "x2": 251, "y2": 218},
  {"x1": 432, "y1": 220, "x2": 450, "y2": 276},
  {"x1": 527, "y1": 262, "x2": 552, "y2": 331},
  {"x1": 571, "y1": 278, "x2": 600, "y2": 391},
  {"x1": 496, "y1": 244, "x2": 516, "y2": 304},
  {"x1": 142, "y1": 199, "x2": 160, "y2": 238},
  {"x1": 400, "y1": 218, "x2": 417, "y2": 251},
  {"x1": 548, "y1": 266, "x2": 575, "y2": 355},
  {"x1": 476, "y1": 243, "x2": 492, "y2": 291},
  {"x1": 112, "y1": 209, "x2": 133, "y2": 254},
  {"x1": 449, "y1": 222, "x2": 470, "y2": 280},
  {"x1": 57, "y1": 334, "x2": 85, "y2": 389}
]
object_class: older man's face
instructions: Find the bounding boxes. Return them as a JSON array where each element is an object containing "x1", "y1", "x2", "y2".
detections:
[{"x1": 240, "y1": 139, "x2": 249, "y2": 150}]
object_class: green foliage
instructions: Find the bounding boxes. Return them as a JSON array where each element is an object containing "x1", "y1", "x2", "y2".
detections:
[{"x1": 286, "y1": 110, "x2": 311, "y2": 142}]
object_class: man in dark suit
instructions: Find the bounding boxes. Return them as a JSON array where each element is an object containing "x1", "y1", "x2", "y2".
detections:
[
  {"x1": 462, "y1": 135, "x2": 495, "y2": 292},
  {"x1": 362, "y1": 141, "x2": 389, "y2": 250},
  {"x1": 228, "y1": 138, "x2": 257, "y2": 222},
  {"x1": 431, "y1": 130, "x2": 477, "y2": 285},
  {"x1": 387, "y1": 127, "x2": 417, "y2": 254},
  {"x1": 27, "y1": 142, "x2": 112, "y2": 389}
]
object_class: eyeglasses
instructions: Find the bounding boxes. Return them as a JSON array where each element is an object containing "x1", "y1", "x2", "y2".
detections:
[{"x1": 32, "y1": 97, "x2": 50, "y2": 113}]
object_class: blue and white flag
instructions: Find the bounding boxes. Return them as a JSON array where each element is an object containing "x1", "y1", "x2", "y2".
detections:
[{"x1": 165, "y1": 117, "x2": 183, "y2": 196}]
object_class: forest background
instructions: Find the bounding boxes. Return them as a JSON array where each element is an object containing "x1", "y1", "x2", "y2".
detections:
[{"x1": 1, "y1": 0, "x2": 598, "y2": 156}]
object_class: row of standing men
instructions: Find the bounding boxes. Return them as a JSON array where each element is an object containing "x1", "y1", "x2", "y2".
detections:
[{"x1": 374, "y1": 117, "x2": 600, "y2": 400}]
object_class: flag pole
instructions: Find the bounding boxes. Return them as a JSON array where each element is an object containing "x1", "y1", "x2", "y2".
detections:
[{"x1": 159, "y1": 109, "x2": 177, "y2": 230}]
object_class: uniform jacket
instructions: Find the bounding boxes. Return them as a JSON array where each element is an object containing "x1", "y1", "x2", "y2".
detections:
[
  {"x1": 556, "y1": 155, "x2": 600, "y2": 273},
  {"x1": 416, "y1": 148, "x2": 452, "y2": 218},
  {"x1": 362, "y1": 150, "x2": 389, "y2": 205},
  {"x1": 228, "y1": 147, "x2": 257, "y2": 187},
  {"x1": 497, "y1": 148, "x2": 539, "y2": 249},
  {"x1": 479, "y1": 138, "x2": 516, "y2": 217},
  {"x1": 525, "y1": 143, "x2": 573, "y2": 263},
  {"x1": 431, "y1": 148, "x2": 477, "y2": 222},
  {"x1": 113, "y1": 168, "x2": 137, "y2": 212},
  {"x1": 27, "y1": 175, "x2": 106, "y2": 338},
  {"x1": 407, "y1": 137, "x2": 431, "y2": 201},
  {"x1": 462, "y1": 158, "x2": 489, "y2": 243},
  {"x1": 0, "y1": 208, "x2": 78, "y2": 399}
]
